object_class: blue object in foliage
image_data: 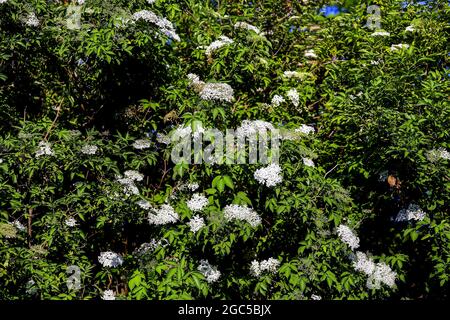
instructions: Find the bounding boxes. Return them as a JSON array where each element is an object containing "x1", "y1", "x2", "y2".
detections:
[{"x1": 320, "y1": 5, "x2": 341, "y2": 17}]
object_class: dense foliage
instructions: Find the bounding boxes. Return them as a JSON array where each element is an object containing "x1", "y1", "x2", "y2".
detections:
[{"x1": 0, "y1": 0, "x2": 449, "y2": 300}]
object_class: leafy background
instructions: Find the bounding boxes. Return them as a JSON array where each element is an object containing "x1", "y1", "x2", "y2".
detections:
[{"x1": 0, "y1": 0, "x2": 449, "y2": 299}]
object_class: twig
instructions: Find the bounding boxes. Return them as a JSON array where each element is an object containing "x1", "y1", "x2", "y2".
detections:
[
  {"x1": 27, "y1": 208, "x2": 33, "y2": 247},
  {"x1": 324, "y1": 164, "x2": 339, "y2": 179},
  {"x1": 44, "y1": 102, "x2": 63, "y2": 141}
]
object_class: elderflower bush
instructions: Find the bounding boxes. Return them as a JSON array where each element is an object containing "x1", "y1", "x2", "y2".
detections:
[{"x1": 0, "y1": 0, "x2": 449, "y2": 300}]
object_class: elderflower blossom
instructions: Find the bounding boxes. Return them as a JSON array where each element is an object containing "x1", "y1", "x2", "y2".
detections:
[
  {"x1": 12, "y1": 220, "x2": 26, "y2": 232},
  {"x1": 116, "y1": 171, "x2": 143, "y2": 196},
  {"x1": 250, "y1": 258, "x2": 280, "y2": 277},
  {"x1": 271, "y1": 95, "x2": 285, "y2": 107},
  {"x1": 156, "y1": 133, "x2": 171, "y2": 145},
  {"x1": 311, "y1": 294, "x2": 322, "y2": 300},
  {"x1": 367, "y1": 262, "x2": 397, "y2": 289},
  {"x1": 302, "y1": 157, "x2": 315, "y2": 167},
  {"x1": 236, "y1": 120, "x2": 275, "y2": 139},
  {"x1": 395, "y1": 204, "x2": 426, "y2": 222},
  {"x1": 426, "y1": 148, "x2": 450, "y2": 162},
  {"x1": 124, "y1": 170, "x2": 144, "y2": 182},
  {"x1": 371, "y1": 31, "x2": 390, "y2": 36},
  {"x1": 353, "y1": 251, "x2": 376, "y2": 276},
  {"x1": 295, "y1": 124, "x2": 315, "y2": 135},
  {"x1": 234, "y1": 21, "x2": 261, "y2": 34},
  {"x1": 148, "y1": 204, "x2": 179, "y2": 225},
  {"x1": 286, "y1": 88, "x2": 299, "y2": 107},
  {"x1": 223, "y1": 204, "x2": 261, "y2": 227},
  {"x1": 25, "y1": 12, "x2": 39, "y2": 27},
  {"x1": 198, "y1": 260, "x2": 221, "y2": 283},
  {"x1": 133, "y1": 139, "x2": 151, "y2": 150},
  {"x1": 0, "y1": 0, "x2": 8, "y2": 4},
  {"x1": 254, "y1": 163, "x2": 283, "y2": 187},
  {"x1": 304, "y1": 49, "x2": 317, "y2": 59},
  {"x1": 405, "y1": 26, "x2": 415, "y2": 32},
  {"x1": 283, "y1": 71, "x2": 301, "y2": 78},
  {"x1": 65, "y1": 217, "x2": 77, "y2": 227},
  {"x1": 102, "y1": 290, "x2": 116, "y2": 300},
  {"x1": 132, "y1": 10, "x2": 180, "y2": 41},
  {"x1": 98, "y1": 251, "x2": 123, "y2": 268},
  {"x1": 352, "y1": 252, "x2": 397, "y2": 289},
  {"x1": 35, "y1": 141, "x2": 54, "y2": 158},
  {"x1": 337, "y1": 225, "x2": 360, "y2": 250},
  {"x1": 137, "y1": 200, "x2": 151, "y2": 210},
  {"x1": 187, "y1": 193, "x2": 209, "y2": 212},
  {"x1": 187, "y1": 215, "x2": 205, "y2": 233},
  {"x1": 204, "y1": 36, "x2": 234, "y2": 56},
  {"x1": 187, "y1": 183, "x2": 199, "y2": 191},
  {"x1": 390, "y1": 43, "x2": 409, "y2": 51},
  {"x1": 80, "y1": 144, "x2": 98, "y2": 155},
  {"x1": 199, "y1": 82, "x2": 234, "y2": 103}
]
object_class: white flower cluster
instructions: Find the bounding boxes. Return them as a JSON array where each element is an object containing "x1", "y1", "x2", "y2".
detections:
[
  {"x1": 304, "y1": 49, "x2": 317, "y2": 59},
  {"x1": 124, "y1": 170, "x2": 144, "y2": 181},
  {"x1": 271, "y1": 95, "x2": 285, "y2": 107},
  {"x1": 223, "y1": 204, "x2": 261, "y2": 227},
  {"x1": 186, "y1": 182, "x2": 200, "y2": 191},
  {"x1": 234, "y1": 21, "x2": 261, "y2": 34},
  {"x1": 116, "y1": 170, "x2": 144, "y2": 196},
  {"x1": 353, "y1": 252, "x2": 397, "y2": 289},
  {"x1": 147, "y1": 0, "x2": 156, "y2": 4},
  {"x1": 156, "y1": 133, "x2": 171, "y2": 145},
  {"x1": 390, "y1": 43, "x2": 410, "y2": 51},
  {"x1": 395, "y1": 204, "x2": 426, "y2": 222},
  {"x1": 98, "y1": 251, "x2": 124, "y2": 268},
  {"x1": 137, "y1": 199, "x2": 152, "y2": 210},
  {"x1": 102, "y1": 290, "x2": 116, "y2": 300},
  {"x1": 426, "y1": 148, "x2": 450, "y2": 162},
  {"x1": 35, "y1": 141, "x2": 54, "y2": 158},
  {"x1": 133, "y1": 139, "x2": 151, "y2": 150},
  {"x1": 204, "y1": 36, "x2": 234, "y2": 57},
  {"x1": 187, "y1": 193, "x2": 209, "y2": 212},
  {"x1": 254, "y1": 163, "x2": 283, "y2": 187},
  {"x1": 148, "y1": 204, "x2": 179, "y2": 225},
  {"x1": 250, "y1": 258, "x2": 280, "y2": 277},
  {"x1": 311, "y1": 294, "x2": 322, "y2": 300},
  {"x1": 296, "y1": 124, "x2": 315, "y2": 135},
  {"x1": 187, "y1": 215, "x2": 205, "y2": 233},
  {"x1": 199, "y1": 82, "x2": 234, "y2": 103},
  {"x1": 198, "y1": 260, "x2": 221, "y2": 283},
  {"x1": 302, "y1": 157, "x2": 315, "y2": 167},
  {"x1": 371, "y1": 31, "x2": 390, "y2": 36},
  {"x1": 283, "y1": 71, "x2": 301, "y2": 78},
  {"x1": 12, "y1": 220, "x2": 26, "y2": 232},
  {"x1": 236, "y1": 120, "x2": 275, "y2": 139},
  {"x1": 286, "y1": 88, "x2": 299, "y2": 107},
  {"x1": 405, "y1": 26, "x2": 415, "y2": 32},
  {"x1": 81, "y1": 144, "x2": 98, "y2": 155},
  {"x1": 132, "y1": 10, "x2": 180, "y2": 41},
  {"x1": 25, "y1": 12, "x2": 39, "y2": 27},
  {"x1": 0, "y1": 0, "x2": 8, "y2": 4},
  {"x1": 187, "y1": 73, "x2": 234, "y2": 103},
  {"x1": 65, "y1": 217, "x2": 77, "y2": 227},
  {"x1": 77, "y1": 0, "x2": 85, "y2": 5},
  {"x1": 337, "y1": 225, "x2": 360, "y2": 250}
]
